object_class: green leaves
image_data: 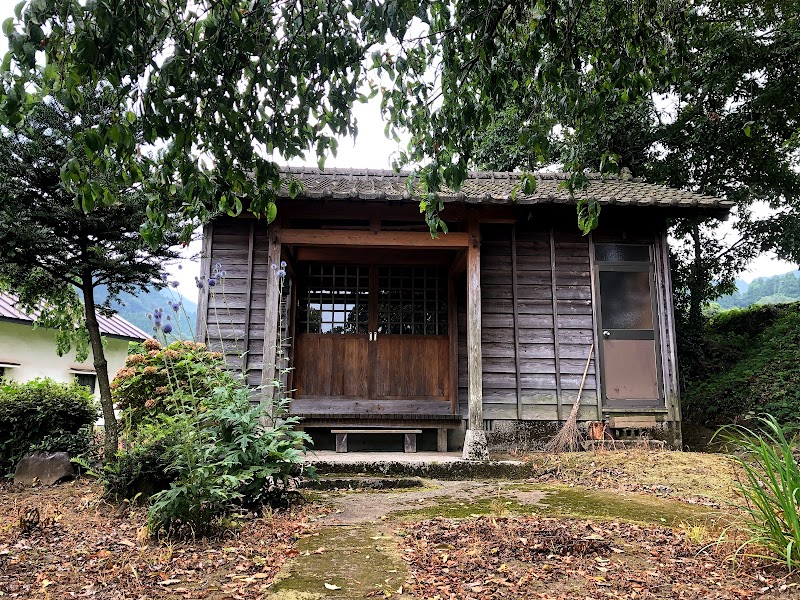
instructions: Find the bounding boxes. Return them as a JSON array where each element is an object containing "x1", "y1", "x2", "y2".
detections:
[
  {"x1": 576, "y1": 199, "x2": 601, "y2": 235},
  {"x1": 2, "y1": 17, "x2": 14, "y2": 37}
]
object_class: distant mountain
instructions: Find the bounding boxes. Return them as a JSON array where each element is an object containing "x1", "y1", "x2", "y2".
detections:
[
  {"x1": 93, "y1": 285, "x2": 198, "y2": 340},
  {"x1": 717, "y1": 269, "x2": 800, "y2": 309}
]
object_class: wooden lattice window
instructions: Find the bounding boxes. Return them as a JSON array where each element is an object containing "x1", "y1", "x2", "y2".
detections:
[
  {"x1": 377, "y1": 266, "x2": 448, "y2": 335},
  {"x1": 298, "y1": 264, "x2": 369, "y2": 334}
]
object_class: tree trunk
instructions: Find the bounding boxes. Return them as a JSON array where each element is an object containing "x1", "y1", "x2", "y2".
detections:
[{"x1": 81, "y1": 275, "x2": 118, "y2": 461}]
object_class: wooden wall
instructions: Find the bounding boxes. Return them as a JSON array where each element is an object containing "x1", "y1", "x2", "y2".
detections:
[
  {"x1": 458, "y1": 223, "x2": 601, "y2": 423},
  {"x1": 197, "y1": 217, "x2": 272, "y2": 388},
  {"x1": 200, "y1": 211, "x2": 679, "y2": 424}
]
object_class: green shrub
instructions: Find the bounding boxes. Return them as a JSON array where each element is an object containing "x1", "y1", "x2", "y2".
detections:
[
  {"x1": 112, "y1": 338, "x2": 237, "y2": 431},
  {"x1": 682, "y1": 303, "x2": 800, "y2": 426},
  {"x1": 101, "y1": 434, "x2": 175, "y2": 502},
  {"x1": 0, "y1": 378, "x2": 97, "y2": 473},
  {"x1": 146, "y1": 385, "x2": 313, "y2": 538},
  {"x1": 717, "y1": 415, "x2": 800, "y2": 570}
]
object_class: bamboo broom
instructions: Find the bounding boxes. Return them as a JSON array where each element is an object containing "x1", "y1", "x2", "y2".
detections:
[{"x1": 544, "y1": 343, "x2": 594, "y2": 453}]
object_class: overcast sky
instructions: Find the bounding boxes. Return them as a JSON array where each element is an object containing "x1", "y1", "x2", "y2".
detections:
[{"x1": 0, "y1": 0, "x2": 795, "y2": 305}]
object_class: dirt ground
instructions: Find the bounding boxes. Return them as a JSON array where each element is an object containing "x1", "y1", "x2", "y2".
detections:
[{"x1": 0, "y1": 451, "x2": 797, "y2": 599}]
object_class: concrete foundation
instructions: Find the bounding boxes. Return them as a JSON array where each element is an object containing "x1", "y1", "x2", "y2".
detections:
[{"x1": 462, "y1": 429, "x2": 489, "y2": 460}]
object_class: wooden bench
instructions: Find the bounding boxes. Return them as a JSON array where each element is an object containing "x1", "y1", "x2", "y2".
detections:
[
  {"x1": 292, "y1": 412, "x2": 461, "y2": 452},
  {"x1": 331, "y1": 429, "x2": 423, "y2": 453}
]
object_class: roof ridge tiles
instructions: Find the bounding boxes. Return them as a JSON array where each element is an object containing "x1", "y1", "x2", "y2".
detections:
[{"x1": 274, "y1": 166, "x2": 731, "y2": 209}]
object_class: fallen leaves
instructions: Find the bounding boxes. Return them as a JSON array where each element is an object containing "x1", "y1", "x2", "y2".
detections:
[
  {"x1": 400, "y1": 516, "x2": 800, "y2": 599},
  {"x1": 0, "y1": 480, "x2": 328, "y2": 599}
]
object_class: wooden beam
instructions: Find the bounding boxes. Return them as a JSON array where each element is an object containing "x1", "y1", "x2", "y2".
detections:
[
  {"x1": 195, "y1": 222, "x2": 213, "y2": 344},
  {"x1": 261, "y1": 220, "x2": 282, "y2": 406},
  {"x1": 281, "y1": 229, "x2": 469, "y2": 249},
  {"x1": 587, "y1": 231, "x2": 604, "y2": 421},
  {"x1": 294, "y1": 247, "x2": 452, "y2": 265},
  {"x1": 463, "y1": 217, "x2": 488, "y2": 459}
]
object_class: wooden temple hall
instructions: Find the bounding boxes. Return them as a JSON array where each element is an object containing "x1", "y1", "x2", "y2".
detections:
[{"x1": 196, "y1": 168, "x2": 732, "y2": 458}]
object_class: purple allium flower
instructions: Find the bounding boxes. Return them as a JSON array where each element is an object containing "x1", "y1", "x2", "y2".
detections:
[
  {"x1": 276, "y1": 269, "x2": 286, "y2": 278},
  {"x1": 166, "y1": 315, "x2": 171, "y2": 321},
  {"x1": 280, "y1": 260, "x2": 287, "y2": 268},
  {"x1": 170, "y1": 281, "x2": 179, "y2": 288},
  {"x1": 220, "y1": 271, "x2": 226, "y2": 278},
  {"x1": 271, "y1": 263, "x2": 277, "y2": 270},
  {"x1": 160, "y1": 273, "x2": 168, "y2": 281},
  {"x1": 215, "y1": 262, "x2": 222, "y2": 270},
  {"x1": 172, "y1": 304, "x2": 180, "y2": 312},
  {"x1": 208, "y1": 277, "x2": 217, "y2": 287},
  {"x1": 146, "y1": 313, "x2": 152, "y2": 320},
  {"x1": 177, "y1": 264, "x2": 182, "y2": 270},
  {"x1": 162, "y1": 323, "x2": 173, "y2": 334}
]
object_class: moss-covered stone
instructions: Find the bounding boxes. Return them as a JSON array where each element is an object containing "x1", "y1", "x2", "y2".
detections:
[
  {"x1": 390, "y1": 483, "x2": 722, "y2": 528},
  {"x1": 269, "y1": 525, "x2": 411, "y2": 599}
]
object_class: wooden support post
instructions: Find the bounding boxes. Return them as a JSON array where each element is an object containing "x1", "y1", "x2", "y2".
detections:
[
  {"x1": 195, "y1": 222, "x2": 213, "y2": 344},
  {"x1": 437, "y1": 428, "x2": 448, "y2": 453},
  {"x1": 404, "y1": 433, "x2": 417, "y2": 453},
  {"x1": 463, "y1": 217, "x2": 489, "y2": 460},
  {"x1": 261, "y1": 220, "x2": 282, "y2": 407},
  {"x1": 336, "y1": 433, "x2": 348, "y2": 453},
  {"x1": 587, "y1": 231, "x2": 603, "y2": 421}
]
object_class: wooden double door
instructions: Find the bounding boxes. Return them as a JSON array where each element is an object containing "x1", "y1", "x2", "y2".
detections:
[{"x1": 293, "y1": 263, "x2": 451, "y2": 403}]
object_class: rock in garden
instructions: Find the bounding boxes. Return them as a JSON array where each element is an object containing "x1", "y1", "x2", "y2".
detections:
[{"x1": 14, "y1": 451, "x2": 75, "y2": 486}]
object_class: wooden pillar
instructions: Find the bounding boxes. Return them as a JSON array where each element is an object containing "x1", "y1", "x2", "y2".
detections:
[
  {"x1": 195, "y1": 222, "x2": 213, "y2": 344},
  {"x1": 463, "y1": 217, "x2": 489, "y2": 460},
  {"x1": 261, "y1": 220, "x2": 282, "y2": 406}
]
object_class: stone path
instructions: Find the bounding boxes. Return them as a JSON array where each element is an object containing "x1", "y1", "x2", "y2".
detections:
[
  {"x1": 268, "y1": 524, "x2": 412, "y2": 599},
  {"x1": 266, "y1": 478, "x2": 722, "y2": 598}
]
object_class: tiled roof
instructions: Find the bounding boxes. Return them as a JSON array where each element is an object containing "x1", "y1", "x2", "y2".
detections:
[
  {"x1": 0, "y1": 292, "x2": 148, "y2": 341},
  {"x1": 279, "y1": 167, "x2": 732, "y2": 210}
]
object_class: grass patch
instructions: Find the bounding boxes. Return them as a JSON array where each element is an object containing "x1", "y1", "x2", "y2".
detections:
[{"x1": 519, "y1": 450, "x2": 739, "y2": 505}]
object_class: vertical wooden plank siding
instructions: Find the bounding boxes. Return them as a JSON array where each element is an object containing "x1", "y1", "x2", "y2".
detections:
[
  {"x1": 460, "y1": 221, "x2": 599, "y2": 423},
  {"x1": 514, "y1": 226, "x2": 559, "y2": 420},
  {"x1": 549, "y1": 227, "x2": 563, "y2": 422},
  {"x1": 195, "y1": 222, "x2": 213, "y2": 344},
  {"x1": 510, "y1": 226, "x2": 523, "y2": 420},
  {"x1": 553, "y1": 230, "x2": 598, "y2": 421},
  {"x1": 466, "y1": 219, "x2": 483, "y2": 431},
  {"x1": 587, "y1": 231, "x2": 603, "y2": 420},
  {"x1": 201, "y1": 217, "x2": 273, "y2": 390},
  {"x1": 261, "y1": 221, "x2": 282, "y2": 404},
  {"x1": 448, "y1": 272, "x2": 458, "y2": 414},
  {"x1": 246, "y1": 225, "x2": 272, "y2": 387},
  {"x1": 205, "y1": 219, "x2": 253, "y2": 372},
  {"x1": 241, "y1": 221, "x2": 255, "y2": 374}
]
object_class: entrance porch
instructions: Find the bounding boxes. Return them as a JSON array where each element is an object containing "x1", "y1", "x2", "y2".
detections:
[{"x1": 269, "y1": 217, "x2": 487, "y2": 457}]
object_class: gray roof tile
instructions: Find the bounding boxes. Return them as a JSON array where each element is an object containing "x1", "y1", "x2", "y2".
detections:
[
  {"x1": 0, "y1": 292, "x2": 148, "y2": 341},
  {"x1": 278, "y1": 167, "x2": 732, "y2": 210}
]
